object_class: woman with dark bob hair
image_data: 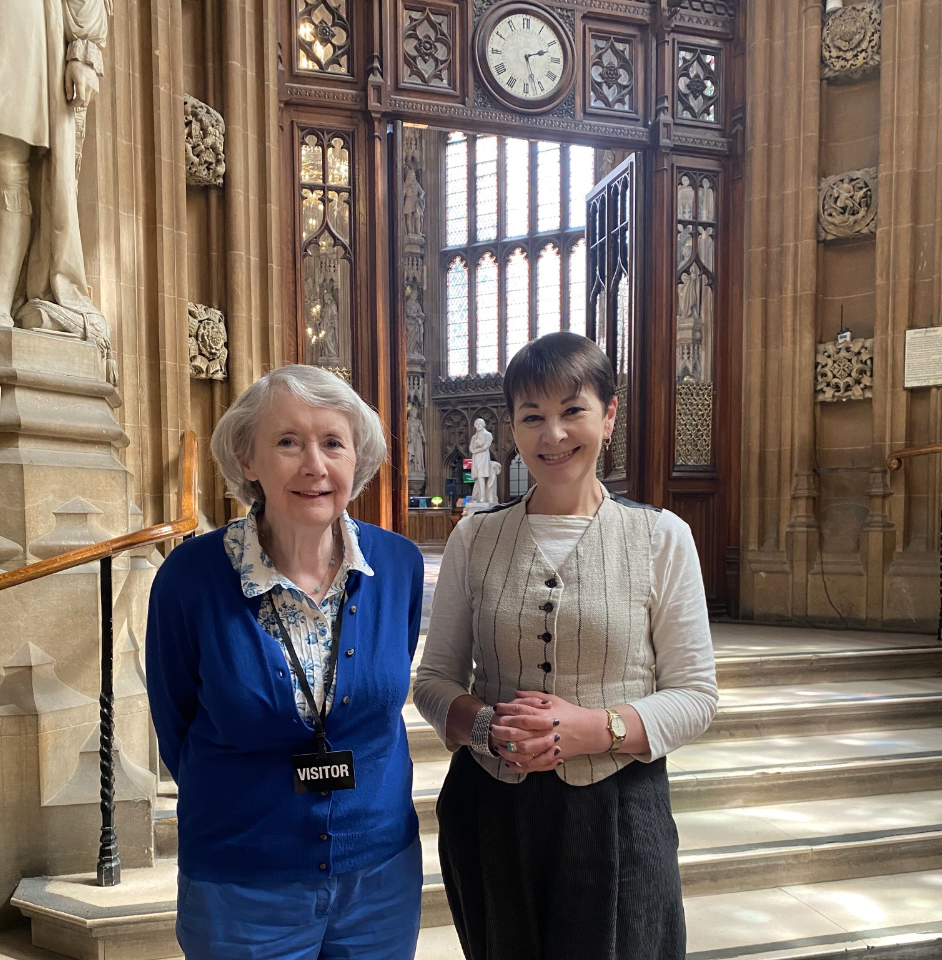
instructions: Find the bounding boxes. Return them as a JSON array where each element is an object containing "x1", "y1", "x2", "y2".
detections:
[
  {"x1": 414, "y1": 332, "x2": 718, "y2": 960},
  {"x1": 147, "y1": 365, "x2": 424, "y2": 960}
]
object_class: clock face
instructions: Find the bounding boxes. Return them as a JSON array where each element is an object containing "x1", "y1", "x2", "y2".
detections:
[{"x1": 485, "y1": 12, "x2": 566, "y2": 102}]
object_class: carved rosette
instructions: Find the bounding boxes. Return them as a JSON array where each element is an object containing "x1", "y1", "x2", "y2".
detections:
[
  {"x1": 403, "y1": 5, "x2": 454, "y2": 90},
  {"x1": 818, "y1": 168, "x2": 878, "y2": 241},
  {"x1": 184, "y1": 95, "x2": 226, "y2": 187},
  {"x1": 676, "y1": 46, "x2": 720, "y2": 123},
  {"x1": 188, "y1": 303, "x2": 228, "y2": 380},
  {"x1": 588, "y1": 34, "x2": 635, "y2": 115},
  {"x1": 297, "y1": 0, "x2": 352, "y2": 75},
  {"x1": 822, "y1": 1, "x2": 881, "y2": 82},
  {"x1": 815, "y1": 338, "x2": 874, "y2": 401}
]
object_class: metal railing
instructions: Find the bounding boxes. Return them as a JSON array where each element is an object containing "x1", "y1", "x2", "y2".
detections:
[
  {"x1": 0, "y1": 431, "x2": 199, "y2": 885},
  {"x1": 887, "y1": 442, "x2": 942, "y2": 643}
]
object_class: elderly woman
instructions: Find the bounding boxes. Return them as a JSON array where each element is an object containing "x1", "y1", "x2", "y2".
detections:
[
  {"x1": 146, "y1": 365, "x2": 424, "y2": 960},
  {"x1": 414, "y1": 332, "x2": 718, "y2": 960}
]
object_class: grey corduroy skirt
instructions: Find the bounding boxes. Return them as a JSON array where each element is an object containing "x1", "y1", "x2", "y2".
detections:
[{"x1": 436, "y1": 747, "x2": 685, "y2": 960}]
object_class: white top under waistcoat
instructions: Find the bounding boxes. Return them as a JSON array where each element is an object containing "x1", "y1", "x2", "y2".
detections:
[{"x1": 413, "y1": 486, "x2": 718, "y2": 786}]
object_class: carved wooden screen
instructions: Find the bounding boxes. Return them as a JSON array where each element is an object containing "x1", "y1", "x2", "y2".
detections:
[{"x1": 586, "y1": 154, "x2": 641, "y2": 499}]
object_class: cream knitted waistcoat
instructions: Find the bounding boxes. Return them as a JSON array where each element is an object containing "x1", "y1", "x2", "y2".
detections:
[{"x1": 467, "y1": 489, "x2": 659, "y2": 785}]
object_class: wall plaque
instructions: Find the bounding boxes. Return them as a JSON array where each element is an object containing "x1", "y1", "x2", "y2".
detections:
[{"x1": 904, "y1": 326, "x2": 942, "y2": 389}]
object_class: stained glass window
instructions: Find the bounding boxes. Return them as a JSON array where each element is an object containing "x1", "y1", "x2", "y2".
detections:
[
  {"x1": 568, "y1": 146, "x2": 594, "y2": 229},
  {"x1": 509, "y1": 452, "x2": 530, "y2": 498},
  {"x1": 476, "y1": 136, "x2": 498, "y2": 242},
  {"x1": 446, "y1": 258, "x2": 469, "y2": 376},
  {"x1": 476, "y1": 253, "x2": 499, "y2": 374},
  {"x1": 505, "y1": 139, "x2": 530, "y2": 237},
  {"x1": 537, "y1": 244, "x2": 561, "y2": 337},
  {"x1": 445, "y1": 132, "x2": 468, "y2": 246},
  {"x1": 505, "y1": 248, "x2": 530, "y2": 365},
  {"x1": 537, "y1": 142, "x2": 561, "y2": 232},
  {"x1": 443, "y1": 132, "x2": 594, "y2": 375},
  {"x1": 569, "y1": 239, "x2": 587, "y2": 336}
]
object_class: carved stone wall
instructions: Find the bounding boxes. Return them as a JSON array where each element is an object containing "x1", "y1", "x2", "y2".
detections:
[
  {"x1": 183, "y1": 94, "x2": 226, "y2": 186},
  {"x1": 188, "y1": 303, "x2": 229, "y2": 380},
  {"x1": 815, "y1": 338, "x2": 874, "y2": 401}
]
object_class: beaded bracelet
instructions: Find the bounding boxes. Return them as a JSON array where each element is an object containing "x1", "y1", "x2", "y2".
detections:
[{"x1": 470, "y1": 704, "x2": 498, "y2": 757}]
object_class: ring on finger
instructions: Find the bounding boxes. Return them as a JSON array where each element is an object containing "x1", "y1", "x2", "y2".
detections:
[{"x1": 506, "y1": 741, "x2": 518, "y2": 753}]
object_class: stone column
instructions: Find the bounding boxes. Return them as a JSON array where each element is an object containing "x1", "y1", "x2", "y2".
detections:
[{"x1": 742, "y1": 0, "x2": 823, "y2": 620}]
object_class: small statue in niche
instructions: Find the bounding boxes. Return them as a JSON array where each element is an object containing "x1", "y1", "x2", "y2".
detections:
[
  {"x1": 405, "y1": 286, "x2": 425, "y2": 360},
  {"x1": 677, "y1": 174, "x2": 695, "y2": 220},
  {"x1": 407, "y1": 405, "x2": 426, "y2": 476},
  {"x1": 0, "y1": 0, "x2": 118, "y2": 384},
  {"x1": 469, "y1": 418, "x2": 494, "y2": 503},
  {"x1": 318, "y1": 284, "x2": 340, "y2": 360},
  {"x1": 677, "y1": 263, "x2": 703, "y2": 323},
  {"x1": 698, "y1": 177, "x2": 715, "y2": 221},
  {"x1": 403, "y1": 166, "x2": 426, "y2": 237}
]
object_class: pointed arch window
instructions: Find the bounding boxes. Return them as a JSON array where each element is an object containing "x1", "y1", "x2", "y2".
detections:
[{"x1": 443, "y1": 132, "x2": 596, "y2": 375}]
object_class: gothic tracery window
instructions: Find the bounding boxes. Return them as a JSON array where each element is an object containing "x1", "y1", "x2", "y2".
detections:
[{"x1": 443, "y1": 132, "x2": 595, "y2": 376}]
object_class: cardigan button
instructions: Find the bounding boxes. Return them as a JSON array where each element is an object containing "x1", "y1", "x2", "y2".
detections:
[
  {"x1": 319, "y1": 863, "x2": 327, "y2": 871},
  {"x1": 320, "y1": 834, "x2": 328, "y2": 841},
  {"x1": 539, "y1": 661, "x2": 552, "y2": 673},
  {"x1": 346, "y1": 649, "x2": 355, "y2": 657},
  {"x1": 545, "y1": 578, "x2": 558, "y2": 588},
  {"x1": 540, "y1": 632, "x2": 552, "y2": 643},
  {"x1": 342, "y1": 696, "x2": 351, "y2": 704},
  {"x1": 320, "y1": 791, "x2": 329, "y2": 797},
  {"x1": 349, "y1": 605, "x2": 357, "y2": 614},
  {"x1": 540, "y1": 602, "x2": 553, "y2": 612}
]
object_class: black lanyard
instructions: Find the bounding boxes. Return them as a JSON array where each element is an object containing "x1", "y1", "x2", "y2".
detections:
[{"x1": 271, "y1": 591, "x2": 346, "y2": 756}]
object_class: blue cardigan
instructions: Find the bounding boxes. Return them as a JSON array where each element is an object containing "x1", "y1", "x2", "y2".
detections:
[{"x1": 145, "y1": 522, "x2": 423, "y2": 882}]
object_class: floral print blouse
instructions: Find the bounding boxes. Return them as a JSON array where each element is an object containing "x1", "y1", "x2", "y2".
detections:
[{"x1": 223, "y1": 503, "x2": 374, "y2": 723}]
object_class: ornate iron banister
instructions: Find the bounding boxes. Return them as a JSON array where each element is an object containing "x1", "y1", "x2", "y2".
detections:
[
  {"x1": 887, "y1": 442, "x2": 942, "y2": 643},
  {"x1": 0, "y1": 431, "x2": 199, "y2": 885}
]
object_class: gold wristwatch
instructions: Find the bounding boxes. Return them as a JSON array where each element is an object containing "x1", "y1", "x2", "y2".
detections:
[{"x1": 605, "y1": 708, "x2": 627, "y2": 752}]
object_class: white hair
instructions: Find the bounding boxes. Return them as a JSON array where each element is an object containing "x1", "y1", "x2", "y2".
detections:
[{"x1": 210, "y1": 365, "x2": 387, "y2": 507}]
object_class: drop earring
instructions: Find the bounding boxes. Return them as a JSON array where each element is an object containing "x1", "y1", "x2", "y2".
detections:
[{"x1": 604, "y1": 435, "x2": 612, "y2": 452}]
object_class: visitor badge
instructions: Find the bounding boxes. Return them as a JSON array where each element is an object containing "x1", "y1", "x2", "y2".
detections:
[{"x1": 292, "y1": 750, "x2": 356, "y2": 793}]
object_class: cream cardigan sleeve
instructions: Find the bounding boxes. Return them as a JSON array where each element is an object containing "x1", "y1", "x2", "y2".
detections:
[{"x1": 412, "y1": 518, "x2": 478, "y2": 749}]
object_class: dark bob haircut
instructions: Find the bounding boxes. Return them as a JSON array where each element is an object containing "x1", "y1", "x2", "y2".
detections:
[{"x1": 503, "y1": 332, "x2": 616, "y2": 419}]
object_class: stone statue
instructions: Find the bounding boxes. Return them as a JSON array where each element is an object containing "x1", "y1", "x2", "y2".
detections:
[
  {"x1": 405, "y1": 287, "x2": 425, "y2": 360},
  {"x1": 677, "y1": 174, "x2": 695, "y2": 220},
  {"x1": 407, "y1": 406, "x2": 426, "y2": 476},
  {"x1": 403, "y1": 166, "x2": 426, "y2": 237},
  {"x1": 469, "y1": 418, "x2": 494, "y2": 503},
  {"x1": 678, "y1": 263, "x2": 702, "y2": 322},
  {"x1": 0, "y1": 0, "x2": 118, "y2": 385},
  {"x1": 484, "y1": 461, "x2": 502, "y2": 504},
  {"x1": 318, "y1": 285, "x2": 340, "y2": 360}
]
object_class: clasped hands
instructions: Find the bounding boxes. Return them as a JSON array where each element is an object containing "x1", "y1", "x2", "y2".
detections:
[{"x1": 489, "y1": 690, "x2": 612, "y2": 773}]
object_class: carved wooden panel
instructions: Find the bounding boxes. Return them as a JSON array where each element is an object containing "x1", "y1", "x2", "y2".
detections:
[
  {"x1": 584, "y1": 26, "x2": 643, "y2": 121},
  {"x1": 296, "y1": 0, "x2": 354, "y2": 76},
  {"x1": 400, "y1": 2, "x2": 459, "y2": 96},
  {"x1": 675, "y1": 41, "x2": 721, "y2": 126},
  {"x1": 668, "y1": 491, "x2": 717, "y2": 599}
]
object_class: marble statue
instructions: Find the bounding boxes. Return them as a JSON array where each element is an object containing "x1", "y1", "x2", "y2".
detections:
[
  {"x1": 318, "y1": 285, "x2": 340, "y2": 360},
  {"x1": 405, "y1": 287, "x2": 425, "y2": 360},
  {"x1": 469, "y1": 418, "x2": 494, "y2": 503},
  {"x1": 403, "y1": 166, "x2": 426, "y2": 237},
  {"x1": 0, "y1": 0, "x2": 117, "y2": 384}
]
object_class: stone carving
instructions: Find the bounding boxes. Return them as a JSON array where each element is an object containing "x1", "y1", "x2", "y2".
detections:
[
  {"x1": 589, "y1": 34, "x2": 635, "y2": 114},
  {"x1": 484, "y1": 461, "x2": 502, "y2": 504},
  {"x1": 433, "y1": 373, "x2": 504, "y2": 397},
  {"x1": 677, "y1": 46, "x2": 719, "y2": 123},
  {"x1": 403, "y1": 166, "x2": 427, "y2": 240},
  {"x1": 188, "y1": 302, "x2": 228, "y2": 380},
  {"x1": 599, "y1": 150, "x2": 618, "y2": 179},
  {"x1": 0, "y1": 0, "x2": 118, "y2": 385},
  {"x1": 675, "y1": 379, "x2": 714, "y2": 467},
  {"x1": 0, "y1": 642, "x2": 94, "y2": 715},
  {"x1": 403, "y1": 5, "x2": 454, "y2": 90},
  {"x1": 822, "y1": 1, "x2": 881, "y2": 82},
  {"x1": 407, "y1": 405, "x2": 426, "y2": 477},
  {"x1": 818, "y1": 168, "x2": 878, "y2": 240},
  {"x1": 297, "y1": 0, "x2": 352, "y2": 75},
  {"x1": 183, "y1": 94, "x2": 226, "y2": 186},
  {"x1": 815, "y1": 337, "x2": 874, "y2": 401},
  {"x1": 317, "y1": 282, "x2": 341, "y2": 361},
  {"x1": 28, "y1": 498, "x2": 112, "y2": 561},
  {"x1": 405, "y1": 286, "x2": 426, "y2": 361},
  {"x1": 469, "y1": 418, "x2": 494, "y2": 503},
  {"x1": 442, "y1": 408, "x2": 469, "y2": 454},
  {"x1": 0, "y1": 534, "x2": 25, "y2": 572}
]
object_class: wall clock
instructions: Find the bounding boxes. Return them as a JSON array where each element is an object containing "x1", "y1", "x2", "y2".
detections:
[{"x1": 473, "y1": 3, "x2": 576, "y2": 113}]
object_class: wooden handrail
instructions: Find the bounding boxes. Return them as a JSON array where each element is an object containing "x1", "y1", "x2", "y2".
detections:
[
  {"x1": 0, "y1": 431, "x2": 199, "y2": 591},
  {"x1": 887, "y1": 442, "x2": 942, "y2": 472}
]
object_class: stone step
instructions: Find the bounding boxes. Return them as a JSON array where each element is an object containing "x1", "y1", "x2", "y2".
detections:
[
  {"x1": 416, "y1": 870, "x2": 942, "y2": 960},
  {"x1": 404, "y1": 681, "x2": 942, "y2": 762},
  {"x1": 406, "y1": 644, "x2": 942, "y2": 701},
  {"x1": 6, "y1": 870, "x2": 941, "y2": 960},
  {"x1": 417, "y1": 789, "x2": 942, "y2": 904}
]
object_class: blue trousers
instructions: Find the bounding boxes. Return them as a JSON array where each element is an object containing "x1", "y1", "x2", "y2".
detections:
[{"x1": 175, "y1": 837, "x2": 422, "y2": 960}]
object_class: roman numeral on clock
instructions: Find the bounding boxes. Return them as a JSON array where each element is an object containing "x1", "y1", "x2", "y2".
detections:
[
  {"x1": 551, "y1": 56, "x2": 561, "y2": 64},
  {"x1": 507, "y1": 76, "x2": 517, "y2": 88},
  {"x1": 491, "y1": 47, "x2": 502, "y2": 55},
  {"x1": 522, "y1": 16, "x2": 531, "y2": 28},
  {"x1": 548, "y1": 39, "x2": 557, "y2": 46},
  {"x1": 495, "y1": 62, "x2": 507, "y2": 75},
  {"x1": 523, "y1": 82, "x2": 530, "y2": 94},
  {"x1": 508, "y1": 20, "x2": 516, "y2": 30},
  {"x1": 546, "y1": 70, "x2": 557, "y2": 81}
]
